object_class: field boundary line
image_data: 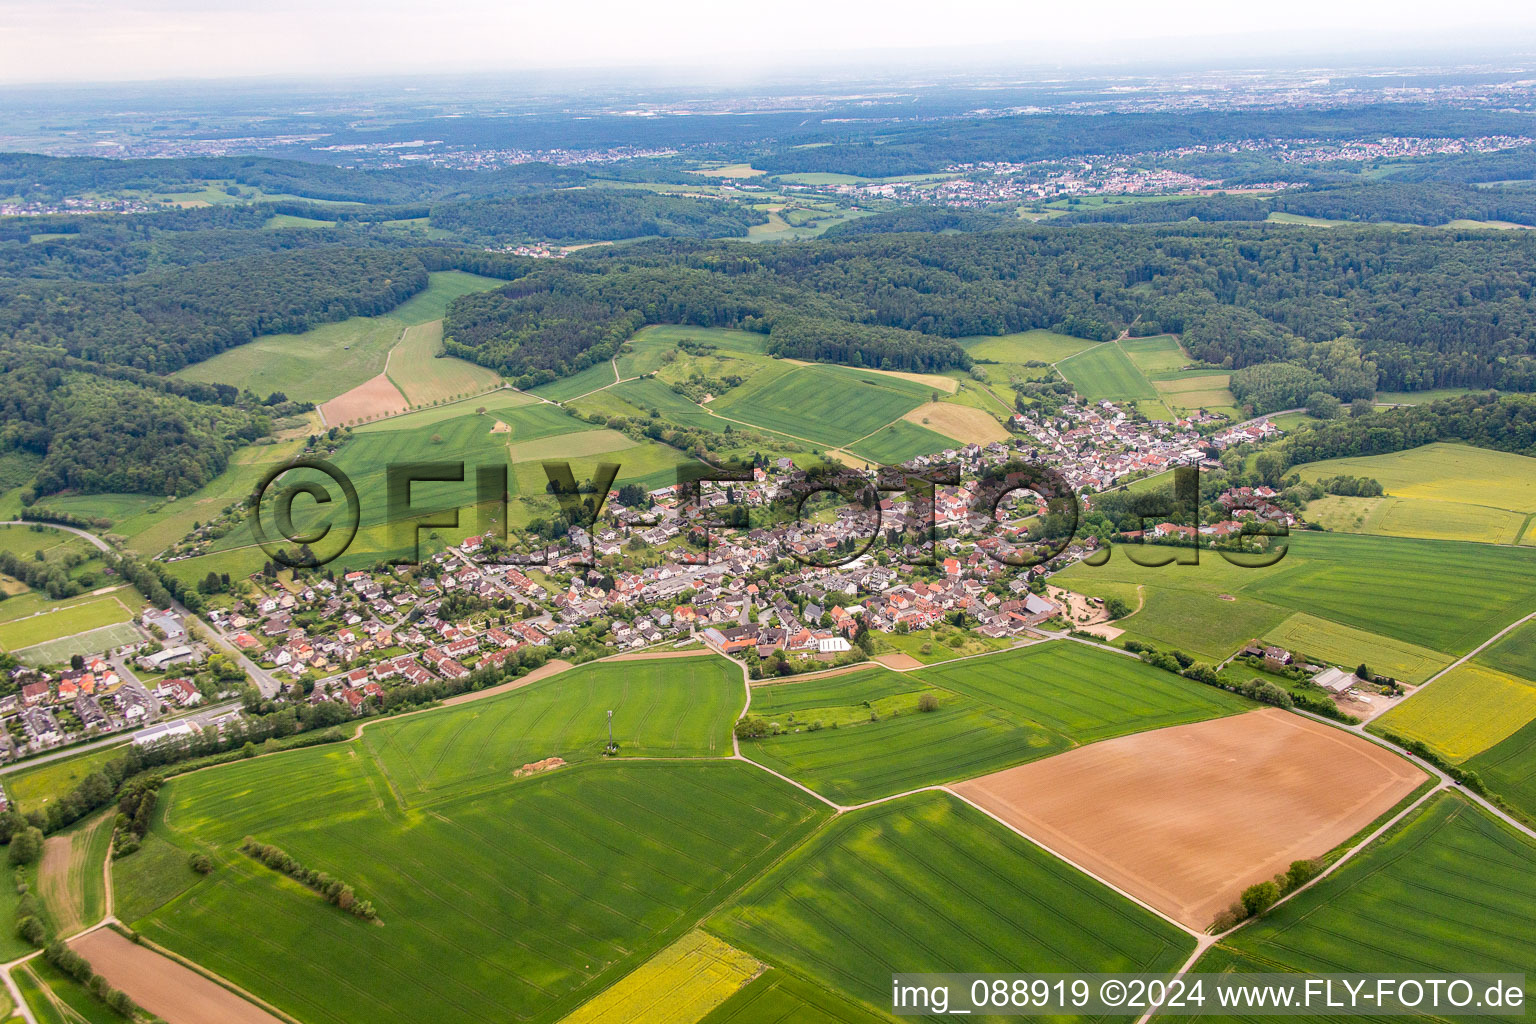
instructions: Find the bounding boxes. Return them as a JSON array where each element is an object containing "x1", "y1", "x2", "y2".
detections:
[
  {"x1": 111, "y1": 923, "x2": 307, "y2": 1024},
  {"x1": 1386, "y1": 608, "x2": 1536, "y2": 709},
  {"x1": 942, "y1": 787, "x2": 1204, "y2": 939}
]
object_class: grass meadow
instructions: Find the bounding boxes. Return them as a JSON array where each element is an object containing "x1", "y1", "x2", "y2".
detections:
[
  {"x1": 174, "y1": 271, "x2": 503, "y2": 405},
  {"x1": 528, "y1": 361, "x2": 620, "y2": 401},
  {"x1": 1057, "y1": 343, "x2": 1159, "y2": 402},
  {"x1": 1058, "y1": 532, "x2": 1536, "y2": 661},
  {"x1": 1262, "y1": 612, "x2": 1454, "y2": 684},
  {"x1": 1200, "y1": 794, "x2": 1536, "y2": 1002},
  {"x1": 962, "y1": 329, "x2": 1097, "y2": 365},
  {"x1": 607, "y1": 378, "x2": 730, "y2": 432},
  {"x1": 710, "y1": 364, "x2": 930, "y2": 448},
  {"x1": 709, "y1": 791, "x2": 1195, "y2": 1019},
  {"x1": 1296, "y1": 443, "x2": 1536, "y2": 546},
  {"x1": 0, "y1": 596, "x2": 134, "y2": 652},
  {"x1": 124, "y1": 755, "x2": 827, "y2": 1024},
  {"x1": 363, "y1": 656, "x2": 743, "y2": 801},
  {"x1": 4, "y1": 743, "x2": 128, "y2": 815}
]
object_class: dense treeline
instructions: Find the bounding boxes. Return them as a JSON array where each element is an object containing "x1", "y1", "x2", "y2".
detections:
[
  {"x1": 1060, "y1": 183, "x2": 1536, "y2": 227},
  {"x1": 1272, "y1": 392, "x2": 1536, "y2": 468},
  {"x1": 241, "y1": 838, "x2": 378, "y2": 919},
  {"x1": 0, "y1": 152, "x2": 589, "y2": 205},
  {"x1": 429, "y1": 189, "x2": 768, "y2": 242},
  {"x1": 0, "y1": 217, "x2": 390, "y2": 282},
  {"x1": 32, "y1": 375, "x2": 264, "y2": 496},
  {"x1": 822, "y1": 208, "x2": 1016, "y2": 237},
  {"x1": 444, "y1": 224, "x2": 1536, "y2": 395},
  {"x1": 0, "y1": 358, "x2": 268, "y2": 498},
  {"x1": 1059, "y1": 196, "x2": 1272, "y2": 224},
  {"x1": 0, "y1": 238, "x2": 541, "y2": 495},
  {"x1": 0, "y1": 247, "x2": 427, "y2": 372}
]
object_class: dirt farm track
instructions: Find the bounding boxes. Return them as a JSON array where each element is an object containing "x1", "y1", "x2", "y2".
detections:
[{"x1": 953, "y1": 708, "x2": 1426, "y2": 929}]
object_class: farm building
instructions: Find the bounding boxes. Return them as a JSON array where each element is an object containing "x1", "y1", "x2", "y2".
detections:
[{"x1": 1313, "y1": 667, "x2": 1361, "y2": 694}]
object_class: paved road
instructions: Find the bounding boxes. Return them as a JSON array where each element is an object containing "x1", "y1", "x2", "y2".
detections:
[
  {"x1": 1, "y1": 520, "x2": 283, "y2": 698},
  {"x1": 176, "y1": 599, "x2": 284, "y2": 699},
  {"x1": 0, "y1": 520, "x2": 111, "y2": 551},
  {"x1": 0, "y1": 699, "x2": 243, "y2": 777}
]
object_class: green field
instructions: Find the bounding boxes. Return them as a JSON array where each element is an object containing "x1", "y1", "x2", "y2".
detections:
[
  {"x1": 741, "y1": 668, "x2": 1067, "y2": 804},
  {"x1": 1467, "y1": 715, "x2": 1536, "y2": 825},
  {"x1": 3, "y1": 743, "x2": 128, "y2": 815},
  {"x1": 528, "y1": 360, "x2": 620, "y2": 402},
  {"x1": 1119, "y1": 335, "x2": 1191, "y2": 376},
  {"x1": 1295, "y1": 443, "x2": 1536, "y2": 546},
  {"x1": 174, "y1": 271, "x2": 503, "y2": 404},
  {"x1": 1153, "y1": 373, "x2": 1238, "y2": 415},
  {"x1": 122, "y1": 752, "x2": 827, "y2": 1024},
  {"x1": 962, "y1": 330, "x2": 1098, "y2": 365},
  {"x1": 385, "y1": 319, "x2": 503, "y2": 407},
  {"x1": 364, "y1": 656, "x2": 743, "y2": 801},
  {"x1": 1372, "y1": 662, "x2": 1536, "y2": 761},
  {"x1": 710, "y1": 363, "x2": 930, "y2": 448},
  {"x1": 15, "y1": 958, "x2": 125, "y2": 1024},
  {"x1": 200, "y1": 393, "x2": 664, "y2": 565},
  {"x1": 1057, "y1": 342, "x2": 1159, "y2": 402},
  {"x1": 606, "y1": 378, "x2": 729, "y2": 432},
  {"x1": 0, "y1": 596, "x2": 133, "y2": 652},
  {"x1": 709, "y1": 791, "x2": 1195, "y2": 1019},
  {"x1": 699, "y1": 970, "x2": 890, "y2": 1024},
  {"x1": 921, "y1": 641, "x2": 1248, "y2": 742},
  {"x1": 1262, "y1": 612, "x2": 1454, "y2": 684},
  {"x1": 1196, "y1": 793, "x2": 1536, "y2": 1003},
  {"x1": 1476, "y1": 618, "x2": 1536, "y2": 680},
  {"x1": 1057, "y1": 531, "x2": 1536, "y2": 659},
  {"x1": 615, "y1": 326, "x2": 769, "y2": 379},
  {"x1": 739, "y1": 643, "x2": 1247, "y2": 803},
  {"x1": 1103, "y1": 584, "x2": 1289, "y2": 662},
  {"x1": 846, "y1": 418, "x2": 956, "y2": 465}
]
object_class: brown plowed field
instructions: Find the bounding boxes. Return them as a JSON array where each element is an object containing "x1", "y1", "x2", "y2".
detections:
[
  {"x1": 952, "y1": 708, "x2": 1424, "y2": 929},
  {"x1": 319, "y1": 373, "x2": 410, "y2": 426},
  {"x1": 70, "y1": 928, "x2": 284, "y2": 1024}
]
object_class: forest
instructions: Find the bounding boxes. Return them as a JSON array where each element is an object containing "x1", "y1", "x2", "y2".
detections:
[
  {"x1": 1059, "y1": 182, "x2": 1536, "y2": 226},
  {"x1": 428, "y1": 190, "x2": 767, "y2": 242},
  {"x1": 3, "y1": 143, "x2": 1536, "y2": 501},
  {"x1": 442, "y1": 225, "x2": 1536, "y2": 393}
]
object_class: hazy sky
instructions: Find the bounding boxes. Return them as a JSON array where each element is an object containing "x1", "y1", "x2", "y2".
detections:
[{"x1": 4, "y1": 0, "x2": 1536, "y2": 84}]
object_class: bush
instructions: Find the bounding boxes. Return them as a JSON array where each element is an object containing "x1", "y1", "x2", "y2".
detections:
[
  {"x1": 15, "y1": 915, "x2": 46, "y2": 946},
  {"x1": 917, "y1": 692, "x2": 939, "y2": 713},
  {"x1": 1241, "y1": 880, "x2": 1281, "y2": 917},
  {"x1": 188, "y1": 853, "x2": 214, "y2": 875},
  {"x1": 7, "y1": 826, "x2": 44, "y2": 866}
]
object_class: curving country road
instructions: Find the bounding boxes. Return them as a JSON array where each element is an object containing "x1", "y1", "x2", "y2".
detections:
[{"x1": 1, "y1": 521, "x2": 282, "y2": 698}]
